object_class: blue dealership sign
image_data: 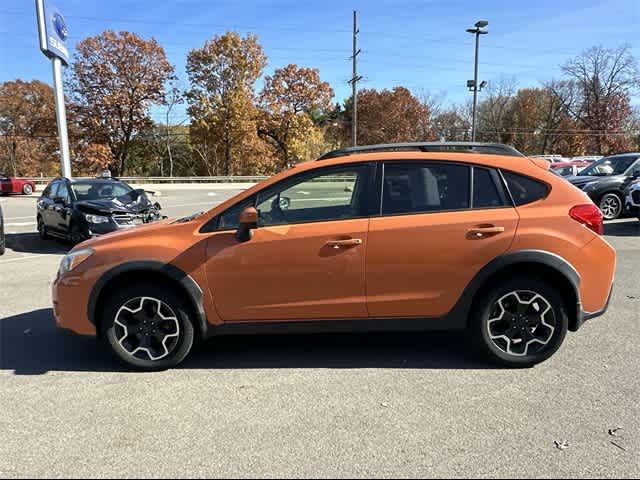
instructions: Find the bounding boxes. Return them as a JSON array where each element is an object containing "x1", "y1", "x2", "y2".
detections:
[{"x1": 35, "y1": 0, "x2": 70, "y2": 65}]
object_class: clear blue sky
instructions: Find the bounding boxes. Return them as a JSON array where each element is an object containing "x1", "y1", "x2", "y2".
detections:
[{"x1": 1, "y1": 0, "x2": 638, "y2": 124}]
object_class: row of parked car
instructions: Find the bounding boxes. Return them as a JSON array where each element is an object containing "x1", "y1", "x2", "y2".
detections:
[{"x1": 559, "y1": 153, "x2": 640, "y2": 220}]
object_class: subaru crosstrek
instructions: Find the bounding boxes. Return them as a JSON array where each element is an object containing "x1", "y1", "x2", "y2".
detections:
[{"x1": 53, "y1": 142, "x2": 616, "y2": 370}]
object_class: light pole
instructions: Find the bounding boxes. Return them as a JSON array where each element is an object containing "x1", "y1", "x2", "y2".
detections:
[{"x1": 467, "y1": 20, "x2": 488, "y2": 142}]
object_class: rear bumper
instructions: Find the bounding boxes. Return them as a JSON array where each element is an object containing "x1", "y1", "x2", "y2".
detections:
[{"x1": 574, "y1": 284, "x2": 613, "y2": 331}]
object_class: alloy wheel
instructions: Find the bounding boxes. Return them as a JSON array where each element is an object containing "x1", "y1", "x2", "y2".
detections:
[
  {"x1": 486, "y1": 290, "x2": 556, "y2": 358},
  {"x1": 114, "y1": 297, "x2": 181, "y2": 361},
  {"x1": 599, "y1": 194, "x2": 622, "y2": 220}
]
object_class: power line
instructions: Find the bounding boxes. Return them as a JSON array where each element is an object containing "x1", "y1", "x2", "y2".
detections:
[{"x1": 0, "y1": 10, "x2": 603, "y2": 56}]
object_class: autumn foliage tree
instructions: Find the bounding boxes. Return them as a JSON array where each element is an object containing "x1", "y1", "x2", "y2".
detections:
[
  {"x1": 348, "y1": 87, "x2": 431, "y2": 145},
  {"x1": 70, "y1": 30, "x2": 175, "y2": 176},
  {"x1": 0, "y1": 80, "x2": 59, "y2": 176},
  {"x1": 258, "y1": 64, "x2": 334, "y2": 168},
  {"x1": 186, "y1": 32, "x2": 267, "y2": 175}
]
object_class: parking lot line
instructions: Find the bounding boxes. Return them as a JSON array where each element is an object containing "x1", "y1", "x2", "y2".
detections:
[
  {"x1": 0, "y1": 254, "x2": 58, "y2": 265},
  {"x1": 6, "y1": 222, "x2": 36, "y2": 227}
]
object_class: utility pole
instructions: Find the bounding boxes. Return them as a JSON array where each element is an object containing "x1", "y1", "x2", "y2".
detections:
[
  {"x1": 350, "y1": 10, "x2": 362, "y2": 147},
  {"x1": 466, "y1": 20, "x2": 489, "y2": 142}
]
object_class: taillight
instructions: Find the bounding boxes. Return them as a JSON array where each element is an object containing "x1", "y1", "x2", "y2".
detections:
[{"x1": 570, "y1": 204, "x2": 604, "y2": 235}]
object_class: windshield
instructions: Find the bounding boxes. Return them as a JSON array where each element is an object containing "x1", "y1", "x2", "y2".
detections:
[
  {"x1": 72, "y1": 181, "x2": 134, "y2": 201},
  {"x1": 579, "y1": 156, "x2": 637, "y2": 177}
]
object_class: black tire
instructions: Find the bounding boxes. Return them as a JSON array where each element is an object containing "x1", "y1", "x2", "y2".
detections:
[
  {"x1": 69, "y1": 222, "x2": 88, "y2": 245},
  {"x1": 472, "y1": 276, "x2": 569, "y2": 368},
  {"x1": 22, "y1": 184, "x2": 33, "y2": 195},
  {"x1": 102, "y1": 282, "x2": 195, "y2": 371},
  {"x1": 37, "y1": 216, "x2": 50, "y2": 240},
  {"x1": 598, "y1": 192, "x2": 623, "y2": 220}
]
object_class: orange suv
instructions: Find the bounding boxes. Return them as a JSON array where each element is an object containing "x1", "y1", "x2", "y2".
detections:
[{"x1": 52, "y1": 143, "x2": 616, "y2": 370}]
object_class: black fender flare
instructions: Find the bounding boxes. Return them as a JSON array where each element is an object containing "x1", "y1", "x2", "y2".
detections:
[
  {"x1": 88, "y1": 261, "x2": 208, "y2": 337},
  {"x1": 445, "y1": 249, "x2": 582, "y2": 330}
]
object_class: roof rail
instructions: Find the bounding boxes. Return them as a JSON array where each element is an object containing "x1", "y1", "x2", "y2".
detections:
[{"x1": 319, "y1": 142, "x2": 524, "y2": 160}]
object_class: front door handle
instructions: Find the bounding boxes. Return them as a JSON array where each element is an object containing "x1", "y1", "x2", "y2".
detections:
[
  {"x1": 468, "y1": 226, "x2": 505, "y2": 238},
  {"x1": 326, "y1": 238, "x2": 363, "y2": 249}
]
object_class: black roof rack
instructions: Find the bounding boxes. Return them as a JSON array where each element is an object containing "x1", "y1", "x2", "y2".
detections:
[{"x1": 318, "y1": 142, "x2": 524, "y2": 160}]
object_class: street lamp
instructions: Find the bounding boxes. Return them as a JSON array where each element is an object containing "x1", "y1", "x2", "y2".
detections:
[{"x1": 467, "y1": 20, "x2": 489, "y2": 142}]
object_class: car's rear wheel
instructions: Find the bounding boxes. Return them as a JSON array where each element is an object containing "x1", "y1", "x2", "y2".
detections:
[
  {"x1": 472, "y1": 277, "x2": 568, "y2": 368},
  {"x1": 37, "y1": 216, "x2": 49, "y2": 240},
  {"x1": 599, "y1": 193, "x2": 623, "y2": 220},
  {"x1": 102, "y1": 283, "x2": 195, "y2": 370},
  {"x1": 22, "y1": 184, "x2": 33, "y2": 195}
]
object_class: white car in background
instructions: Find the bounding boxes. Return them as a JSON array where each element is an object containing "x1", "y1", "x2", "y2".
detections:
[{"x1": 625, "y1": 181, "x2": 640, "y2": 221}]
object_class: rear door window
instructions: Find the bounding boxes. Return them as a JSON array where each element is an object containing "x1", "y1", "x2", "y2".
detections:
[
  {"x1": 382, "y1": 162, "x2": 470, "y2": 215},
  {"x1": 502, "y1": 171, "x2": 549, "y2": 206},
  {"x1": 473, "y1": 168, "x2": 507, "y2": 209},
  {"x1": 42, "y1": 184, "x2": 53, "y2": 198}
]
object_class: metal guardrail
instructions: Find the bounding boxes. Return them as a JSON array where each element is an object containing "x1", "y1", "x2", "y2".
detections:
[{"x1": 23, "y1": 176, "x2": 269, "y2": 185}]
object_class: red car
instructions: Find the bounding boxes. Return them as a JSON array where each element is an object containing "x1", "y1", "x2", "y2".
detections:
[
  {"x1": 0, "y1": 174, "x2": 36, "y2": 195},
  {"x1": 549, "y1": 160, "x2": 593, "y2": 177}
]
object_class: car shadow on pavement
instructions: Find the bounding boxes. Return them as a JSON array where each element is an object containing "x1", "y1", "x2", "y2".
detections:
[
  {"x1": 5, "y1": 233, "x2": 70, "y2": 255},
  {"x1": 604, "y1": 219, "x2": 640, "y2": 237},
  {"x1": 1, "y1": 309, "x2": 498, "y2": 375}
]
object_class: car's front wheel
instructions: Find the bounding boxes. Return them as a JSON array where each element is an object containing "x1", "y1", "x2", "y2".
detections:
[
  {"x1": 102, "y1": 283, "x2": 195, "y2": 370},
  {"x1": 69, "y1": 222, "x2": 88, "y2": 245},
  {"x1": 22, "y1": 184, "x2": 33, "y2": 195},
  {"x1": 472, "y1": 276, "x2": 568, "y2": 368},
  {"x1": 599, "y1": 193, "x2": 623, "y2": 220}
]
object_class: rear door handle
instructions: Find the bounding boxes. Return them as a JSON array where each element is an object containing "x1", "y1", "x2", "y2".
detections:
[
  {"x1": 326, "y1": 238, "x2": 363, "y2": 248},
  {"x1": 468, "y1": 226, "x2": 505, "y2": 238}
]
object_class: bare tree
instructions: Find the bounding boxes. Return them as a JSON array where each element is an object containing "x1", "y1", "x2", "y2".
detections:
[
  {"x1": 476, "y1": 77, "x2": 517, "y2": 143},
  {"x1": 163, "y1": 83, "x2": 184, "y2": 177},
  {"x1": 557, "y1": 45, "x2": 638, "y2": 154}
]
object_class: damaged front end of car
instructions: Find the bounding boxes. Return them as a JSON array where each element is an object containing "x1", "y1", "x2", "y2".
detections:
[{"x1": 76, "y1": 189, "x2": 165, "y2": 238}]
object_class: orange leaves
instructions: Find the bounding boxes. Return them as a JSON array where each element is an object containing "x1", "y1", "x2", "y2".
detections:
[
  {"x1": 354, "y1": 87, "x2": 430, "y2": 145},
  {"x1": 71, "y1": 31, "x2": 175, "y2": 175},
  {"x1": 258, "y1": 64, "x2": 335, "y2": 168}
]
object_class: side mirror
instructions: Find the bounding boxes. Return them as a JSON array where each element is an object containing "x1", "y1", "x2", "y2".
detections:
[
  {"x1": 279, "y1": 196, "x2": 291, "y2": 211},
  {"x1": 236, "y1": 207, "x2": 258, "y2": 243}
]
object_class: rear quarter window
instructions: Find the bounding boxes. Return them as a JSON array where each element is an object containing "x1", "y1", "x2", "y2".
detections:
[{"x1": 502, "y1": 171, "x2": 549, "y2": 206}]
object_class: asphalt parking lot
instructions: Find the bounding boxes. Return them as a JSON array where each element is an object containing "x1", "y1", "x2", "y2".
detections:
[{"x1": 1, "y1": 186, "x2": 639, "y2": 478}]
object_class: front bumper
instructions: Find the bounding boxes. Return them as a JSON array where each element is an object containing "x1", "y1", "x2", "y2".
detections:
[
  {"x1": 52, "y1": 272, "x2": 97, "y2": 336},
  {"x1": 84, "y1": 215, "x2": 161, "y2": 237}
]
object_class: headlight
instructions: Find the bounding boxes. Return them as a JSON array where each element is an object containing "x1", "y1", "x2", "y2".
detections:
[
  {"x1": 85, "y1": 214, "x2": 110, "y2": 224},
  {"x1": 59, "y1": 248, "x2": 94, "y2": 275}
]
